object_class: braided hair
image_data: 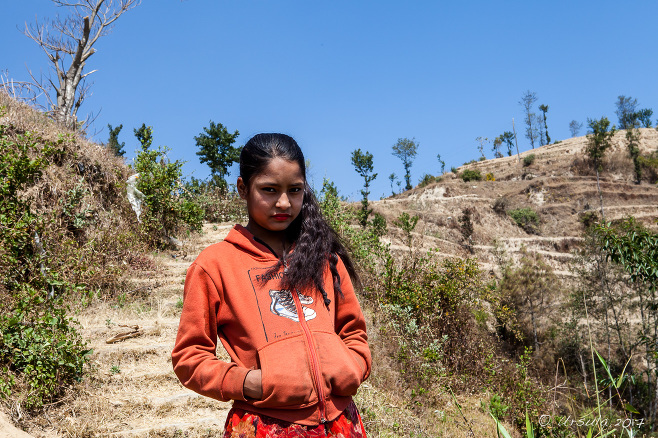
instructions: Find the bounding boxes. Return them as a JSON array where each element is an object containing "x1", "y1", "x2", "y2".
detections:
[{"x1": 239, "y1": 133, "x2": 359, "y2": 306}]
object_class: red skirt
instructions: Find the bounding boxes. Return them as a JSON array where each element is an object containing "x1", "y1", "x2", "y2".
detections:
[{"x1": 223, "y1": 401, "x2": 367, "y2": 437}]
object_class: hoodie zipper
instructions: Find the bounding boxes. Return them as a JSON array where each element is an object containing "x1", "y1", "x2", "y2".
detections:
[{"x1": 292, "y1": 291, "x2": 327, "y2": 423}]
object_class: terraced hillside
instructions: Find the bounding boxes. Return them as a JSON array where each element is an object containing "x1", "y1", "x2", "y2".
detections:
[{"x1": 372, "y1": 128, "x2": 658, "y2": 277}]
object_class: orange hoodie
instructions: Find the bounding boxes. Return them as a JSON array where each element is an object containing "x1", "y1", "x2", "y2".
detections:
[{"x1": 171, "y1": 225, "x2": 371, "y2": 426}]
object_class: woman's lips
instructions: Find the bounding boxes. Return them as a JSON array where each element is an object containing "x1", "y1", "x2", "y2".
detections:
[{"x1": 273, "y1": 214, "x2": 291, "y2": 221}]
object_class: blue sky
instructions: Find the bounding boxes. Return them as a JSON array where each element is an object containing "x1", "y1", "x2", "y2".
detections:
[{"x1": 2, "y1": 1, "x2": 658, "y2": 200}]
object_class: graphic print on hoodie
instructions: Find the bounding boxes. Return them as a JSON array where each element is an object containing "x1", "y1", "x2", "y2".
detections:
[{"x1": 247, "y1": 267, "x2": 317, "y2": 343}]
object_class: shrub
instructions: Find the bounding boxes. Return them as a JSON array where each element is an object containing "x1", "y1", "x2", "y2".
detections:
[
  {"x1": 369, "y1": 212, "x2": 387, "y2": 237},
  {"x1": 485, "y1": 172, "x2": 495, "y2": 181},
  {"x1": 638, "y1": 151, "x2": 658, "y2": 183},
  {"x1": 460, "y1": 169, "x2": 482, "y2": 182},
  {"x1": 133, "y1": 128, "x2": 204, "y2": 246},
  {"x1": 523, "y1": 154, "x2": 536, "y2": 167},
  {"x1": 393, "y1": 212, "x2": 419, "y2": 247},
  {"x1": 578, "y1": 211, "x2": 599, "y2": 229},
  {"x1": 508, "y1": 207, "x2": 540, "y2": 233},
  {"x1": 0, "y1": 288, "x2": 90, "y2": 409},
  {"x1": 417, "y1": 173, "x2": 438, "y2": 188},
  {"x1": 0, "y1": 122, "x2": 92, "y2": 411},
  {"x1": 492, "y1": 197, "x2": 509, "y2": 214}
]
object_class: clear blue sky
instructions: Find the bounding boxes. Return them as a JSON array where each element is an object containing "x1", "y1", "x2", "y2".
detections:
[{"x1": 2, "y1": 1, "x2": 658, "y2": 200}]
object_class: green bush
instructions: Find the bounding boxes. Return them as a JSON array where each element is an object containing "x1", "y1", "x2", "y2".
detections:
[
  {"x1": 522, "y1": 154, "x2": 535, "y2": 167},
  {"x1": 0, "y1": 288, "x2": 90, "y2": 409},
  {"x1": 508, "y1": 207, "x2": 540, "y2": 233},
  {"x1": 0, "y1": 123, "x2": 91, "y2": 410},
  {"x1": 0, "y1": 129, "x2": 50, "y2": 287},
  {"x1": 460, "y1": 169, "x2": 482, "y2": 182},
  {"x1": 417, "y1": 173, "x2": 439, "y2": 188},
  {"x1": 638, "y1": 151, "x2": 658, "y2": 183},
  {"x1": 369, "y1": 212, "x2": 387, "y2": 237},
  {"x1": 133, "y1": 126, "x2": 204, "y2": 246}
]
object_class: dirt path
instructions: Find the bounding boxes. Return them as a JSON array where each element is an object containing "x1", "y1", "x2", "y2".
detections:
[{"x1": 33, "y1": 223, "x2": 235, "y2": 437}]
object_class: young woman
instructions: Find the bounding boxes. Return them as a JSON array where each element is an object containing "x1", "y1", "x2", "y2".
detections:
[{"x1": 171, "y1": 133, "x2": 371, "y2": 437}]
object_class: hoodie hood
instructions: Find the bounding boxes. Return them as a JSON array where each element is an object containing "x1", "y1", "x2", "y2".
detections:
[{"x1": 223, "y1": 224, "x2": 280, "y2": 262}]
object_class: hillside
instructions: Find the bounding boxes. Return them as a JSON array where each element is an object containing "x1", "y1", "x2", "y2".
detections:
[
  {"x1": 2, "y1": 89, "x2": 657, "y2": 437},
  {"x1": 372, "y1": 129, "x2": 658, "y2": 277}
]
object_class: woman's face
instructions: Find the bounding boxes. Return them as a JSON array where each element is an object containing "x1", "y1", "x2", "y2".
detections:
[{"x1": 237, "y1": 157, "x2": 305, "y2": 237}]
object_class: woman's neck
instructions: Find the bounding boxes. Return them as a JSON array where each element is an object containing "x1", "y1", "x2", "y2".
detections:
[{"x1": 245, "y1": 220, "x2": 290, "y2": 257}]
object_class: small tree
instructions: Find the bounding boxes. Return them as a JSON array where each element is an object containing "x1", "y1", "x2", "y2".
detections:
[
  {"x1": 132, "y1": 125, "x2": 203, "y2": 245},
  {"x1": 107, "y1": 123, "x2": 125, "y2": 157},
  {"x1": 495, "y1": 131, "x2": 515, "y2": 157},
  {"x1": 586, "y1": 117, "x2": 616, "y2": 218},
  {"x1": 134, "y1": 123, "x2": 153, "y2": 151},
  {"x1": 625, "y1": 112, "x2": 642, "y2": 184},
  {"x1": 388, "y1": 173, "x2": 398, "y2": 196},
  {"x1": 569, "y1": 120, "x2": 583, "y2": 137},
  {"x1": 500, "y1": 249, "x2": 557, "y2": 351},
  {"x1": 391, "y1": 137, "x2": 418, "y2": 191},
  {"x1": 637, "y1": 108, "x2": 653, "y2": 128},
  {"x1": 194, "y1": 121, "x2": 240, "y2": 189},
  {"x1": 393, "y1": 212, "x2": 419, "y2": 248},
  {"x1": 476, "y1": 136, "x2": 489, "y2": 159},
  {"x1": 492, "y1": 137, "x2": 504, "y2": 158},
  {"x1": 615, "y1": 95, "x2": 638, "y2": 130},
  {"x1": 520, "y1": 90, "x2": 538, "y2": 148},
  {"x1": 536, "y1": 114, "x2": 546, "y2": 146},
  {"x1": 437, "y1": 153, "x2": 446, "y2": 174},
  {"x1": 539, "y1": 104, "x2": 551, "y2": 144},
  {"x1": 350, "y1": 148, "x2": 377, "y2": 228}
]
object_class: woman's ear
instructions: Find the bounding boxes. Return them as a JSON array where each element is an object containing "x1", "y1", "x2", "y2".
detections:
[{"x1": 237, "y1": 177, "x2": 248, "y2": 200}]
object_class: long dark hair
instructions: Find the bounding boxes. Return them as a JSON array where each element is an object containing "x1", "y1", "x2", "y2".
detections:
[{"x1": 240, "y1": 133, "x2": 359, "y2": 306}]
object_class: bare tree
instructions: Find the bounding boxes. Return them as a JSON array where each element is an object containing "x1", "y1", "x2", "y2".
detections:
[
  {"x1": 11, "y1": 0, "x2": 139, "y2": 129},
  {"x1": 569, "y1": 120, "x2": 583, "y2": 137},
  {"x1": 519, "y1": 90, "x2": 538, "y2": 149}
]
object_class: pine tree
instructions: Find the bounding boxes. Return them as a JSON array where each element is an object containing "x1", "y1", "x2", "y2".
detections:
[{"x1": 107, "y1": 124, "x2": 125, "y2": 157}]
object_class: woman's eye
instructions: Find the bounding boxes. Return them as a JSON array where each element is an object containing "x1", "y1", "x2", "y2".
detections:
[
  {"x1": 289, "y1": 188, "x2": 302, "y2": 193},
  {"x1": 262, "y1": 187, "x2": 276, "y2": 193}
]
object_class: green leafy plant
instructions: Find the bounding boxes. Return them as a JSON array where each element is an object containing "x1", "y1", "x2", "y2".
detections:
[
  {"x1": 460, "y1": 169, "x2": 482, "y2": 182},
  {"x1": 132, "y1": 124, "x2": 204, "y2": 246},
  {"x1": 351, "y1": 148, "x2": 377, "y2": 228},
  {"x1": 393, "y1": 212, "x2": 419, "y2": 248},
  {"x1": 508, "y1": 207, "x2": 540, "y2": 234},
  {"x1": 418, "y1": 173, "x2": 439, "y2": 188},
  {"x1": 523, "y1": 154, "x2": 536, "y2": 167},
  {"x1": 0, "y1": 287, "x2": 91, "y2": 409}
]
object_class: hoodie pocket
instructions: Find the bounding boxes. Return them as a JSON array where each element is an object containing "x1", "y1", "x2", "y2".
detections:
[
  {"x1": 314, "y1": 331, "x2": 364, "y2": 397},
  {"x1": 253, "y1": 334, "x2": 317, "y2": 409}
]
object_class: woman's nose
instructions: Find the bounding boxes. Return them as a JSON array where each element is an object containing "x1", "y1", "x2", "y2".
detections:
[{"x1": 276, "y1": 193, "x2": 290, "y2": 209}]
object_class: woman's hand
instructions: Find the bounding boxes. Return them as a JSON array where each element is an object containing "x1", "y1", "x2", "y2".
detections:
[{"x1": 243, "y1": 369, "x2": 263, "y2": 400}]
